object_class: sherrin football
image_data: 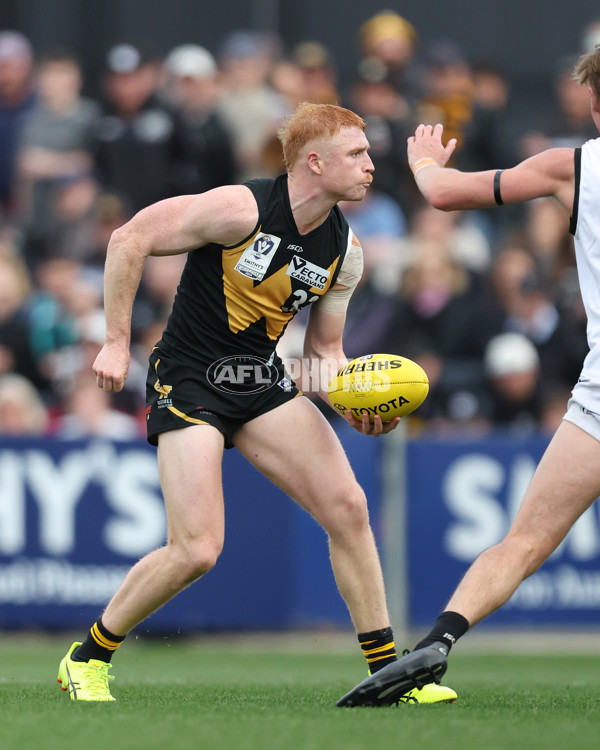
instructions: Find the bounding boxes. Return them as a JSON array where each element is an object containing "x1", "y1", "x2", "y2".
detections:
[{"x1": 327, "y1": 353, "x2": 429, "y2": 422}]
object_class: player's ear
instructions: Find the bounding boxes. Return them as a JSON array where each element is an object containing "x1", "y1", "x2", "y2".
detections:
[{"x1": 307, "y1": 150, "x2": 323, "y2": 175}]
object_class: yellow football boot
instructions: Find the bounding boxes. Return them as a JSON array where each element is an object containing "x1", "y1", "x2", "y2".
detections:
[
  {"x1": 57, "y1": 641, "x2": 115, "y2": 701},
  {"x1": 401, "y1": 682, "x2": 457, "y2": 704}
]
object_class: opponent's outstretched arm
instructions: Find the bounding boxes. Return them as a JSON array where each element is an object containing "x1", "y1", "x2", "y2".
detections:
[{"x1": 407, "y1": 123, "x2": 575, "y2": 213}]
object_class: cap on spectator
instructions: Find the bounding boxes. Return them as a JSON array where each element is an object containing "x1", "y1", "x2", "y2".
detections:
[
  {"x1": 0, "y1": 30, "x2": 33, "y2": 61},
  {"x1": 358, "y1": 11, "x2": 417, "y2": 51},
  {"x1": 165, "y1": 44, "x2": 216, "y2": 78},
  {"x1": 356, "y1": 56, "x2": 392, "y2": 84},
  {"x1": 105, "y1": 43, "x2": 153, "y2": 73},
  {"x1": 581, "y1": 21, "x2": 600, "y2": 52},
  {"x1": 424, "y1": 39, "x2": 466, "y2": 68},
  {"x1": 78, "y1": 310, "x2": 106, "y2": 345},
  {"x1": 484, "y1": 333, "x2": 540, "y2": 378},
  {"x1": 219, "y1": 30, "x2": 263, "y2": 60},
  {"x1": 292, "y1": 41, "x2": 334, "y2": 70}
]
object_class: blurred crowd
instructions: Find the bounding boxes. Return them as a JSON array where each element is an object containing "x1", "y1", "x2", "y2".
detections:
[{"x1": 0, "y1": 12, "x2": 599, "y2": 440}]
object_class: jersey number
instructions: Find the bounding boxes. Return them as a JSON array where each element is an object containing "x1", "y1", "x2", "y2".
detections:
[{"x1": 281, "y1": 289, "x2": 319, "y2": 314}]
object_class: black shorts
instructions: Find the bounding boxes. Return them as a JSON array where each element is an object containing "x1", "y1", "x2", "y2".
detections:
[{"x1": 145, "y1": 346, "x2": 301, "y2": 448}]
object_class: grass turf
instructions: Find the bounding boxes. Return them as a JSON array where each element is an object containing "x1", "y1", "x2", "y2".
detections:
[{"x1": 1, "y1": 634, "x2": 600, "y2": 750}]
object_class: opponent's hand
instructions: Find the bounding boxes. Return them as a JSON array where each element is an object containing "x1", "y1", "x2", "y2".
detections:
[
  {"x1": 92, "y1": 344, "x2": 130, "y2": 392},
  {"x1": 343, "y1": 410, "x2": 401, "y2": 436},
  {"x1": 407, "y1": 123, "x2": 457, "y2": 171}
]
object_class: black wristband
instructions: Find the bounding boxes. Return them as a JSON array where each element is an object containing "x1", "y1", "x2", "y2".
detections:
[{"x1": 493, "y1": 169, "x2": 504, "y2": 205}]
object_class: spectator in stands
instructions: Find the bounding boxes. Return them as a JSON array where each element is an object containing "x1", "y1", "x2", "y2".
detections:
[
  {"x1": 290, "y1": 41, "x2": 339, "y2": 105},
  {"x1": 519, "y1": 54, "x2": 598, "y2": 158},
  {"x1": 216, "y1": 30, "x2": 290, "y2": 180},
  {"x1": 85, "y1": 190, "x2": 132, "y2": 273},
  {"x1": 31, "y1": 173, "x2": 100, "y2": 268},
  {"x1": 15, "y1": 50, "x2": 101, "y2": 264},
  {"x1": 456, "y1": 59, "x2": 522, "y2": 240},
  {"x1": 0, "y1": 372, "x2": 49, "y2": 435},
  {"x1": 162, "y1": 44, "x2": 237, "y2": 193},
  {"x1": 95, "y1": 42, "x2": 183, "y2": 212},
  {"x1": 381, "y1": 238, "x2": 495, "y2": 426},
  {"x1": 457, "y1": 60, "x2": 518, "y2": 172},
  {"x1": 131, "y1": 252, "x2": 186, "y2": 346},
  {"x1": 0, "y1": 30, "x2": 35, "y2": 220},
  {"x1": 52, "y1": 306, "x2": 146, "y2": 420},
  {"x1": 417, "y1": 39, "x2": 474, "y2": 166},
  {"x1": 523, "y1": 196, "x2": 578, "y2": 286},
  {"x1": 347, "y1": 60, "x2": 419, "y2": 216},
  {"x1": 357, "y1": 10, "x2": 420, "y2": 101},
  {"x1": 339, "y1": 188, "x2": 407, "y2": 294},
  {"x1": 26, "y1": 256, "x2": 80, "y2": 398},
  {"x1": 482, "y1": 332, "x2": 543, "y2": 435},
  {"x1": 408, "y1": 203, "x2": 491, "y2": 275},
  {"x1": 55, "y1": 369, "x2": 142, "y2": 439},
  {"x1": 486, "y1": 242, "x2": 587, "y2": 392},
  {"x1": 0, "y1": 248, "x2": 50, "y2": 394}
]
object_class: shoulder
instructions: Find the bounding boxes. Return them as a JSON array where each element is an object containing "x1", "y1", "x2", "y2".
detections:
[
  {"x1": 531, "y1": 147, "x2": 576, "y2": 179},
  {"x1": 243, "y1": 176, "x2": 279, "y2": 203},
  {"x1": 338, "y1": 236, "x2": 364, "y2": 283},
  {"x1": 501, "y1": 147, "x2": 575, "y2": 208},
  {"x1": 192, "y1": 185, "x2": 259, "y2": 246}
]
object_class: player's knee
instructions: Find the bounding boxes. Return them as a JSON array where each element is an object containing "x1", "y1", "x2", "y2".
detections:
[
  {"x1": 320, "y1": 484, "x2": 369, "y2": 538},
  {"x1": 175, "y1": 539, "x2": 223, "y2": 585},
  {"x1": 499, "y1": 533, "x2": 550, "y2": 576}
]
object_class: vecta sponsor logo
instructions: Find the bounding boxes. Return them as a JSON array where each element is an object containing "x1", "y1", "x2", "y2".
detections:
[
  {"x1": 286, "y1": 255, "x2": 329, "y2": 290},
  {"x1": 207, "y1": 355, "x2": 279, "y2": 394}
]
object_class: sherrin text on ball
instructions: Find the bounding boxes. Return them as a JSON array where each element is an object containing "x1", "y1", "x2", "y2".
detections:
[{"x1": 327, "y1": 353, "x2": 429, "y2": 422}]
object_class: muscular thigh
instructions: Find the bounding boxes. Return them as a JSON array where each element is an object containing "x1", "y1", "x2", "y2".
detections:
[
  {"x1": 233, "y1": 396, "x2": 362, "y2": 522},
  {"x1": 157, "y1": 424, "x2": 226, "y2": 545},
  {"x1": 510, "y1": 419, "x2": 600, "y2": 548}
]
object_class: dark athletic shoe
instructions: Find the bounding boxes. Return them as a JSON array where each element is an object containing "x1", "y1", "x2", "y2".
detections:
[{"x1": 336, "y1": 642, "x2": 448, "y2": 707}]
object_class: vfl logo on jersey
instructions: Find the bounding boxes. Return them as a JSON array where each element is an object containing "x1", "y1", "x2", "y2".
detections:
[
  {"x1": 234, "y1": 233, "x2": 281, "y2": 281},
  {"x1": 286, "y1": 255, "x2": 329, "y2": 290}
]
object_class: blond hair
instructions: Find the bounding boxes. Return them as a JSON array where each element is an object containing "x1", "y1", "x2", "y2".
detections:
[
  {"x1": 573, "y1": 44, "x2": 600, "y2": 96},
  {"x1": 277, "y1": 102, "x2": 366, "y2": 171},
  {"x1": 0, "y1": 374, "x2": 48, "y2": 435}
]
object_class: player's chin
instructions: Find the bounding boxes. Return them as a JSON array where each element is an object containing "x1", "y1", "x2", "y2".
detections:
[{"x1": 344, "y1": 185, "x2": 370, "y2": 201}]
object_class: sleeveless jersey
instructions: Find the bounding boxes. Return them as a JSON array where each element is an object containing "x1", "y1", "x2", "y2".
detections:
[
  {"x1": 570, "y1": 138, "x2": 600, "y2": 412},
  {"x1": 160, "y1": 174, "x2": 352, "y2": 365}
]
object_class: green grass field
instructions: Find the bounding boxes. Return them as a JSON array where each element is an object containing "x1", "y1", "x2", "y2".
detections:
[{"x1": 1, "y1": 633, "x2": 600, "y2": 750}]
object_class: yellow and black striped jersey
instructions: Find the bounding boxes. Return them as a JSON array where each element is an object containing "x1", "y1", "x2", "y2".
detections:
[{"x1": 160, "y1": 174, "x2": 352, "y2": 364}]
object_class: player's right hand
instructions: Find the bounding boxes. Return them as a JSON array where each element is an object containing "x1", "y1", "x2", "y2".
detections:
[
  {"x1": 407, "y1": 123, "x2": 457, "y2": 170},
  {"x1": 92, "y1": 344, "x2": 130, "y2": 392}
]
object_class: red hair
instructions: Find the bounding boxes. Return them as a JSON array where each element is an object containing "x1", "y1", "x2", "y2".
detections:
[{"x1": 277, "y1": 102, "x2": 366, "y2": 171}]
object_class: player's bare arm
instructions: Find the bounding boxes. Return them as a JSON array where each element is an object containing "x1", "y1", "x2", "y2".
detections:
[
  {"x1": 407, "y1": 123, "x2": 575, "y2": 213},
  {"x1": 93, "y1": 186, "x2": 259, "y2": 392}
]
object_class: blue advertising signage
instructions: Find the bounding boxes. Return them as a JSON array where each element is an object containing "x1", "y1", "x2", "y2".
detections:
[
  {"x1": 405, "y1": 436, "x2": 600, "y2": 627},
  {"x1": 0, "y1": 432, "x2": 378, "y2": 632},
  {"x1": 3, "y1": 431, "x2": 599, "y2": 632}
]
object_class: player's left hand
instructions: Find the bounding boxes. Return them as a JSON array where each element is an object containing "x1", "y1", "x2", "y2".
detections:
[{"x1": 343, "y1": 411, "x2": 401, "y2": 436}]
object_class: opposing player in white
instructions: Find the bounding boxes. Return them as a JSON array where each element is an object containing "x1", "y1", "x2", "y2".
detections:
[{"x1": 370, "y1": 43, "x2": 600, "y2": 690}]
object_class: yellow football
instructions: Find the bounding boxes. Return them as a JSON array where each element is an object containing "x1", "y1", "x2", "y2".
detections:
[{"x1": 327, "y1": 353, "x2": 429, "y2": 422}]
